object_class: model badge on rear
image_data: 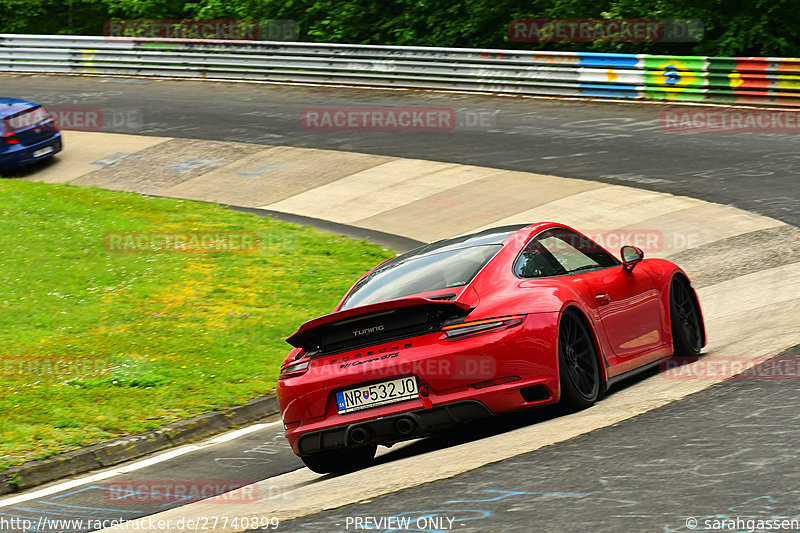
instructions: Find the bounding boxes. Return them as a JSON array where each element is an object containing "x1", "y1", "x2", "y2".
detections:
[{"x1": 353, "y1": 324, "x2": 385, "y2": 337}]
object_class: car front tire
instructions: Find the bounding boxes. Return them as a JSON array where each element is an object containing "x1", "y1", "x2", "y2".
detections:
[{"x1": 670, "y1": 276, "x2": 704, "y2": 357}]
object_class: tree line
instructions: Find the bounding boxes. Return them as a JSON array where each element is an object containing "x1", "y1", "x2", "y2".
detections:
[{"x1": 2, "y1": 0, "x2": 798, "y2": 57}]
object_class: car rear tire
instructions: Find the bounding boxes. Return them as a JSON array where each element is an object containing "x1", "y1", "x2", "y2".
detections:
[
  {"x1": 300, "y1": 445, "x2": 377, "y2": 475},
  {"x1": 558, "y1": 311, "x2": 601, "y2": 411},
  {"x1": 670, "y1": 276, "x2": 704, "y2": 356}
]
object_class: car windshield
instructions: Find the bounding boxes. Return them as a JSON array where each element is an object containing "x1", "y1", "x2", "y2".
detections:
[
  {"x1": 340, "y1": 244, "x2": 502, "y2": 310},
  {"x1": 1, "y1": 106, "x2": 49, "y2": 133}
]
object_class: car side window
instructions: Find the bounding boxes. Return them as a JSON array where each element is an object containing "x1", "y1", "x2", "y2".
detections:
[{"x1": 515, "y1": 228, "x2": 619, "y2": 278}]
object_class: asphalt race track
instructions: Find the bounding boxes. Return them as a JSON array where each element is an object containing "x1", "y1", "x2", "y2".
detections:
[
  {"x1": 1, "y1": 75, "x2": 799, "y2": 227},
  {"x1": 278, "y1": 345, "x2": 800, "y2": 533},
  {"x1": 0, "y1": 418, "x2": 303, "y2": 533},
  {"x1": 0, "y1": 74, "x2": 799, "y2": 533}
]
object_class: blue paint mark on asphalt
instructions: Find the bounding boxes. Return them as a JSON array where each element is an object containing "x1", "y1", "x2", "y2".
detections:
[
  {"x1": 0, "y1": 484, "x2": 186, "y2": 532},
  {"x1": 445, "y1": 488, "x2": 590, "y2": 503},
  {"x1": 30, "y1": 501, "x2": 140, "y2": 514}
]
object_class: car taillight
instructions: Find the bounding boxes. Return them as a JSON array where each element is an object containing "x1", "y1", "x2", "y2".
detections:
[
  {"x1": 442, "y1": 315, "x2": 525, "y2": 338},
  {"x1": 2, "y1": 132, "x2": 19, "y2": 145},
  {"x1": 279, "y1": 360, "x2": 310, "y2": 379}
]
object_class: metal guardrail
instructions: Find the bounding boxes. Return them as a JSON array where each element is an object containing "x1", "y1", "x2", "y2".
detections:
[{"x1": 2, "y1": 34, "x2": 800, "y2": 106}]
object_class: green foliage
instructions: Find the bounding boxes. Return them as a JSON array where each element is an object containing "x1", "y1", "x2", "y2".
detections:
[
  {"x1": 0, "y1": 0, "x2": 797, "y2": 56},
  {"x1": 5, "y1": 471, "x2": 21, "y2": 487},
  {"x1": 0, "y1": 180, "x2": 393, "y2": 470}
]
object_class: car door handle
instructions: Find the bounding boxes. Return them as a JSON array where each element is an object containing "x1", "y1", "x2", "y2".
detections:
[{"x1": 595, "y1": 293, "x2": 611, "y2": 305}]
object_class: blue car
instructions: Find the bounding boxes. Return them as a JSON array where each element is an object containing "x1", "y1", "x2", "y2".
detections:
[{"x1": 0, "y1": 98, "x2": 62, "y2": 174}]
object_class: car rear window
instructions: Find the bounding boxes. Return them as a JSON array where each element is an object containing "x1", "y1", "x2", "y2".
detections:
[
  {"x1": 1, "y1": 107, "x2": 49, "y2": 133},
  {"x1": 340, "y1": 244, "x2": 502, "y2": 310}
]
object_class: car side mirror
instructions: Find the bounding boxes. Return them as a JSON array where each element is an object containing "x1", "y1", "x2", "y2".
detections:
[{"x1": 621, "y1": 245, "x2": 644, "y2": 272}]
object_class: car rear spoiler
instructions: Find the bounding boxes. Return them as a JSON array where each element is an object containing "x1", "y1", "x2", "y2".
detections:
[{"x1": 286, "y1": 298, "x2": 473, "y2": 352}]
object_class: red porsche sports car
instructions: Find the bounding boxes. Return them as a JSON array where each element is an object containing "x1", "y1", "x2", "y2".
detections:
[{"x1": 277, "y1": 222, "x2": 705, "y2": 473}]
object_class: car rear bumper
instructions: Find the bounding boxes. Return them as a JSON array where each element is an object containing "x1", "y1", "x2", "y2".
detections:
[
  {"x1": 297, "y1": 400, "x2": 493, "y2": 455},
  {"x1": 287, "y1": 372, "x2": 557, "y2": 454},
  {"x1": 0, "y1": 133, "x2": 62, "y2": 172}
]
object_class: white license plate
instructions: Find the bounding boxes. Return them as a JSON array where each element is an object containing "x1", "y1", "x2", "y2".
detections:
[
  {"x1": 33, "y1": 146, "x2": 54, "y2": 158},
  {"x1": 336, "y1": 377, "x2": 418, "y2": 414}
]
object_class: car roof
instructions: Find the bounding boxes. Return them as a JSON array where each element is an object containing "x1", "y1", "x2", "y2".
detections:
[
  {"x1": 393, "y1": 224, "x2": 531, "y2": 264},
  {"x1": 359, "y1": 222, "x2": 567, "y2": 282},
  {"x1": 0, "y1": 98, "x2": 39, "y2": 119}
]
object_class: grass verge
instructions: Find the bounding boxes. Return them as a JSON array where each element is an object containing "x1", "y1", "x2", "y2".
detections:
[{"x1": 0, "y1": 180, "x2": 394, "y2": 471}]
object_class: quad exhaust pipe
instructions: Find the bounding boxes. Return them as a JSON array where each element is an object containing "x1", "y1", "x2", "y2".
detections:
[
  {"x1": 395, "y1": 417, "x2": 415, "y2": 435},
  {"x1": 350, "y1": 427, "x2": 368, "y2": 444},
  {"x1": 349, "y1": 417, "x2": 415, "y2": 445}
]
